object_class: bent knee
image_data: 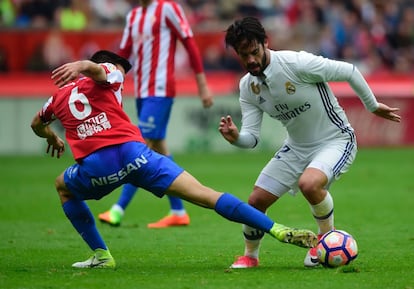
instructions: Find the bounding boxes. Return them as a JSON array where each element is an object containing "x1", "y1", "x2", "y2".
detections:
[
  {"x1": 298, "y1": 179, "x2": 320, "y2": 195},
  {"x1": 299, "y1": 169, "x2": 328, "y2": 195},
  {"x1": 55, "y1": 174, "x2": 73, "y2": 202},
  {"x1": 247, "y1": 188, "x2": 277, "y2": 212}
]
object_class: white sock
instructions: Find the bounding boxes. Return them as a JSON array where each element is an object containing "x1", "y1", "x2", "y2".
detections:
[
  {"x1": 310, "y1": 191, "x2": 334, "y2": 235},
  {"x1": 170, "y1": 209, "x2": 186, "y2": 216},
  {"x1": 242, "y1": 224, "x2": 264, "y2": 259},
  {"x1": 111, "y1": 204, "x2": 124, "y2": 216}
]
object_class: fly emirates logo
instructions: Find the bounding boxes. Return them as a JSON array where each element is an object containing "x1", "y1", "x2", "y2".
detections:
[
  {"x1": 77, "y1": 112, "x2": 111, "y2": 139},
  {"x1": 271, "y1": 102, "x2": 311, "y2": 121},
  {"x1": 91, "y1": 155, "x2": 148, "y2": 186}
]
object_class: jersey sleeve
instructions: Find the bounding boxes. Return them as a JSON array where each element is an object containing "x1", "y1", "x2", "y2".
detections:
[
  {"x1": 164, "y1": 2, "x2": 193, "y2": 40},
  {"x1": 295, "y1": 51, "x2": 354, "y2": 83},
  {"x1": 100, "y1": 63, "x2": 124, "y2": 104},
  {"x1": 118, "y1": 9, "x2": 135, "y2": 59},
  {"x1": 235, "y1": 75, "x2": 263, "y2": 148},
  {"x1": 295, "y1": 51, "x2": 379, "y2": 112},
  {"x1": 347, "y1": 66, "x2": 379, "y2": 112},
  {"x1": 39, "y1": 96, "x2": 56, "y2": 124},
  {"x1": 101, "y1": 63, "x2": 123, "y2": 84},
  {"x1": 182, "y1": 37, "x2": 204, "y2": 74}
]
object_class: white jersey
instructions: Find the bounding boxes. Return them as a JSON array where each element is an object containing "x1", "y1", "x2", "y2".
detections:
[{"x1": 237, "y1": 50, "x2": 379, "y2": 148}]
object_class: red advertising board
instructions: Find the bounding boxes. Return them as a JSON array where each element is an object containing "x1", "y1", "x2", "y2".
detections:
[
  {"x1": 329, "y1": 80, "x2": 414, "y2": 147},
  {"x1": 338, "y1": 97, "x2": 413, "y2": 146}
]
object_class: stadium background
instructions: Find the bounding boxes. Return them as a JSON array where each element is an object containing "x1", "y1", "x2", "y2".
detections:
[
  {"x1": 1, "y1": 3, "x2": 414, "y2": 288},
  {"x1": 0, "y1": 0, "x2": 413, "y2": 154}
]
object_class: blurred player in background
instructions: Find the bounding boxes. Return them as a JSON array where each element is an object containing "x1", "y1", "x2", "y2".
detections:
[
  {"x1": 31, "y1": 50, "x2": 317, "y2": 268},
  {"x1": 219, "y1": 17, "x2": 401, "y2": 268},
  {"x1": 98, "y1": 0, "x2": 213, "y2": 228}
]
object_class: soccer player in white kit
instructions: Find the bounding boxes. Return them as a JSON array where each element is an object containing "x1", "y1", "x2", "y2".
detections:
[{"x1": 219, "y1": 17, "x2": 401, "y2": 268}]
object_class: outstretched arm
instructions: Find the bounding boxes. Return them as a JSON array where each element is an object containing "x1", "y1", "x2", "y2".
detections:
[
  {"x1": 51, "y1": 60, "x2": 107, "y2": 88},
  {"x1": 31, "y1": 114, "x2": 65, "y2": 158},
  {"x1": 346, "y1": 66, "x2": 401, "y2": 122}
]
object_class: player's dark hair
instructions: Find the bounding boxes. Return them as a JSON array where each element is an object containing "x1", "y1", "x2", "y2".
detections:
[
  {"x1": 225, "y1": 17, "x2": 267, "y2": 51},
  {"x1": 90, "y1": 50, "x2": 132, "y2": 73}
]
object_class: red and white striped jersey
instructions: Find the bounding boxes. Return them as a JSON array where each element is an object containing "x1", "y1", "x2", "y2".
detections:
[{"x1": 119, "y1": 0, "x2": 196, "y2": 98}]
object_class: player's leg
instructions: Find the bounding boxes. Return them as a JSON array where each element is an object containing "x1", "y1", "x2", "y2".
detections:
[
  {"x1": 300, "y1": 139, "x2": 357, "y2": 267},
  {"x1": 57, "y1": 170, "x2": 115, "y2": 268},
  {"x1": 98, "y1": 183, "x2": 137, "y2": 226},
  {"x1": 98, "y1": 147, "x2": 189, "y2": 228},
  {"x1": 98, "y1": 97, "x2": 188, "y2": 227},
  {"x1": 230, "y1": 186, "x2": 276, "y2": 268},
  {"x1": 299, "y1": 168, "x2": 332, "y2": 231},
  {"x1": 146, "y1": 139, "x2": 190, "y2": 228},
  {"x1": 61, "y1": 144, "x2": 145, "y2": 268},
  {"x1": 174, "y1": 173, "x2": 318, "y2": 246},
  {"x1": 299, "y1": 168, "x2": 331, "y2": 267},
  {"x1": 98, "y1": 98, "x2": 148, "y2": 226},
  {"x1": 166, "y1": 171, "x2": 317, "y2": 248},
  {"x1": 231, "y1": 175, "x2": 292, "y2": 268},
  {"x1": 129, "y1": 145, "x2": 317, "y2": 252},
  {"x1": 139, "y1": 97, "x2": 190, "y2": 228},
  {"x1": 230, "y1": 145, "x2": 305, "y2": 268}
]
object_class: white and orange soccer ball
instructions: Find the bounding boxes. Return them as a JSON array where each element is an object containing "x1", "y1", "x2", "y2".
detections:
[{"x1": 316, "y1": 230, "x2": 358, "y2": 268}]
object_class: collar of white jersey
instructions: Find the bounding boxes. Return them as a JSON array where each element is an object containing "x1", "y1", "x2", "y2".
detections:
[{"x1": 260, "y1": 51, "x2": 274, "y2": 81}]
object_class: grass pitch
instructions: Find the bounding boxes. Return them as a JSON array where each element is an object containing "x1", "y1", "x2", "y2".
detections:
[{"x1": 0, "y1": 148, "x2": 413, "y2": 289}]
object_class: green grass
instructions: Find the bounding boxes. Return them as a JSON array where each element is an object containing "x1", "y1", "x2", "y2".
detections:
[{"x1": 1, "y1": 148, "x2": 414, "y2": 289}]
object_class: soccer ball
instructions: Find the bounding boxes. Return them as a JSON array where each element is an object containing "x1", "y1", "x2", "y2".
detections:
[{"x1": 316, "y1": 230, "x2": 358, "y2": 268}]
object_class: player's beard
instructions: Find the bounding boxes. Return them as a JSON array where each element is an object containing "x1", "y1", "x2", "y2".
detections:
[{"x1": 247, "y1": 52, "x2": 267, "y2": 77}]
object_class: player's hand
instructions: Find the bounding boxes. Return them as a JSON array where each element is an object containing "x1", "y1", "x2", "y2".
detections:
[
  {"x1": 201, "y1": 95, "x2": 213, "y2": 108},
  {"x1": 51, "y1": 61, "x2": 82, "y2": 87},
  {"x1": 373, "y1": 103, "x2": 401, "y2": 122},
  {"x1": 219, "y1": 115, "x2": 239, "y2": 143},
  {"x1": 200, "y1": 88, "x2": 213, "y2": 108},
  {"x1": 196, "y1": 73, "x2": 213, "y2": 108},
  {"x1": 46, "y1": 135, "x2": 65, "y2": 159}
]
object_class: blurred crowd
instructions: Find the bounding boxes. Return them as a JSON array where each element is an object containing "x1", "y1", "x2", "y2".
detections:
[
  {"x1": 0, "y1": 0, "x2": 414, "y2": 75},
  {"x1": 0, "y1": 0, "x2": 136, "y2": 29}
]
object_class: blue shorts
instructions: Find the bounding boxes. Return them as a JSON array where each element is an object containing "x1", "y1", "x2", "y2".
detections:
[
  {"x1": 63, "y1": 141, "x2": 184, "y2": 200},
  {"x1": 136, "y1": 97, "x2": 174, "y2": 140}
]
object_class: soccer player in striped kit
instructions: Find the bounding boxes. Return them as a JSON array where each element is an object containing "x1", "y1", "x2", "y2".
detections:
[
  {"x1": 219, "y1": 17, "x2": 401, "y2": 268},
  {"x1": 99, "y1": 0, "x2": 213, "y2": 228}
]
